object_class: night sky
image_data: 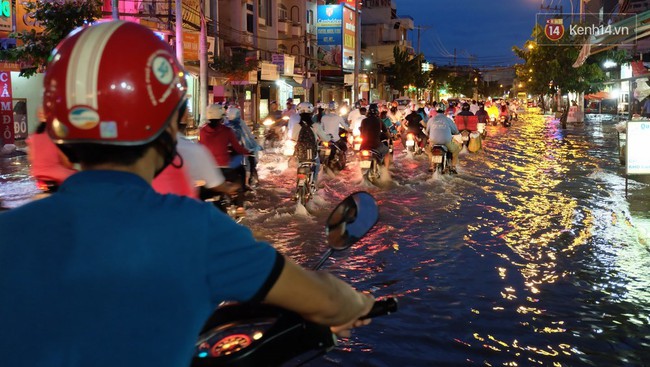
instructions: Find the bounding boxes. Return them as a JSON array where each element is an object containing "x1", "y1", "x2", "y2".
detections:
[{"x1": 392, "y1": 0, "x2": 572, "y2": 67}]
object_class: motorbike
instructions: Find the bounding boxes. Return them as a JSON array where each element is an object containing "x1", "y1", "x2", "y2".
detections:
[
  {"x1": 359, "y1": 148, "x2": 382, "y2": 183},
  {"x1": 262, "y1": 116, "x2": 287, "y2": 149},
  {"x1": 510, "y1": 111, "x2": 518, "y2": 121},
  {"x1": 191, "y1": 191, "x2": 397, "y2": 367},
  {"x1": 320, "y1": 140, "x2": 347, "y2": 172},
  {"x1": 294, "y1": 159, "x2": 318, "y2": 206},
  {"x1": 404, "y1": 132, "x2": 424, "y2": 155},
  {"x1": 429, "y1": 144, "x2": 453, "y2": 175},
  {"x1": 499, "y1": 114, "x2": 511, "y2": 127},
  {"x1": 199, "y1": 186, "x2": 244, "y2": 223}
]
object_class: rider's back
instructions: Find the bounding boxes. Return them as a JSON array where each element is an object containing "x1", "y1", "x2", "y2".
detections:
[{"x1": 0, "y1": 170, "x2": 278, "y2": 367}]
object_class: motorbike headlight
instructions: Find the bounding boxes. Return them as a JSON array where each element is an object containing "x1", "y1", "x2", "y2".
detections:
[
  {"x1": 263, "y1": 118, "x2": 274, "y2": 127},
  {"x1": 339, "y1": 107, "x2": 348, "y2": 115}
]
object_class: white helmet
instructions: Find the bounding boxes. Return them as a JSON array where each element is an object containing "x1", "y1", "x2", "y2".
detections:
[
  {"x1": 206, "y1": 104, "x2": 225, "y2": 120},
  {"x1": 328, "y1": 101, "x2": 338, "y2": 111},
  {"x1": 297, "y1": 102, "x2": 314, "y2": 114},
  {"x1": 226, "y1": 106, "x2": 241, "y2": 120}
]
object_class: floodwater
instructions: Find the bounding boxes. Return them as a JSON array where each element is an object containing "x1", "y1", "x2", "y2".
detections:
[{"x1": 1, "y1": 112, "x2": 649, "y2": 366}]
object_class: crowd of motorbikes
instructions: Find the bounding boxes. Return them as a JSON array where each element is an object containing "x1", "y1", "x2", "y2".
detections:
[{"x1": 255, "y1": 99, "x2": 526, "y2": 208}]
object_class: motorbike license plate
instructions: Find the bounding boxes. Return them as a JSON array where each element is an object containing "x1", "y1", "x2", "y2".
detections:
[
  {"x1": 324, "y1": 148, "x2": 331, "y2": 156},
  {"x1": 431, "y1": 155, "x2": 443, "y2": 164},
  {"x1": 406, "y1": 140, "x2": 415, "y2": 147},
  {"x1": 354, "y1": 143, "x2": 361, "y2": 150},
  {"x1": 462, "y1": 136, "x2": 469, "y2": 142},
  {"x1": 297, "y1": 179, "x2": 306, "y2": 186},
  {"x1": 360, "y1": 160, "x2": 372, "y2": 169}
]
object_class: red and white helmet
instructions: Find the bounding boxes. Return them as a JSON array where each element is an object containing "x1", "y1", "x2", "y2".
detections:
[{"x1": 44, "y1": 20, "x2": 187, "y2": 145}]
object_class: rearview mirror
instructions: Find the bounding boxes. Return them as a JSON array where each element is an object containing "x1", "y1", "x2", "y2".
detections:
[{"x1": 326, "y1": 191, "x2": 379, "y2": 251}]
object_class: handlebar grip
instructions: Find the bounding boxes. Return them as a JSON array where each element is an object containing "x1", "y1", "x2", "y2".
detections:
[{"x1": 360, "y1": 298, "x2": 398, "y2": 320}]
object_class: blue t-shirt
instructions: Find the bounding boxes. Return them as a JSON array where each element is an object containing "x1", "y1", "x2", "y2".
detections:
[{"x1": 0, "y1": 170, "x2": 283, "y2": 367}]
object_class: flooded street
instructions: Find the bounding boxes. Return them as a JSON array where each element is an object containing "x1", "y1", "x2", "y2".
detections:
[
  {"x1": 247, "y1": 112, "x2": 650, "y2": 366},
  {"x1": 2, "y1": 112, "x2": 650, "y2": 366}
]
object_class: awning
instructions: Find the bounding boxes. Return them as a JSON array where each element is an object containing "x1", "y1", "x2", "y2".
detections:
[
  {"x1": 573, "y1": 10, "x2": 650, "y2": 68},
  {"x1": 585, "y1": 91, "x2": 613, "y2": 100},
  {"x1": 183, "y1": 63, "x2": 229, "y2": 85}
]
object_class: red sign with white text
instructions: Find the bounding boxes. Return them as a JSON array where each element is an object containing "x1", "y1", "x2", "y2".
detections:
[{"x1": 0, "y1": 71, "x2": 14, "y2": 145}]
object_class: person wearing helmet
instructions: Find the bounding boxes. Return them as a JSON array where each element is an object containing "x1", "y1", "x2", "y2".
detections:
[
  {"x1": 475, "y1": 101, "x2": 489, "y2": 125},
  {"x1": 425, "y1": 106, "x2": 460, "y2": 174},
  {"x1": 458, "y1": 102, "x2": 474, "y2": 117},
  {"x1": 404, "y1": 102, "x2": 427, "y2": 148},
  {"x1": 290, "y1": 101, "x2": 329, "y2": 187},
  {"x1": 225, "y1": 106, "x2": 263, "y2": 188},
  {"x1": 470, "y1": 100, "x2": 480, "y2": 115},
  {"x1": 320, "y1": 101, "x2": 351, "y2": 162},
  {"x1": 282, "y1": 98, "x2": 297, "y2": 119},
  {"x1": 359, "y1": 103, "x2": 390, "y2": 168},
  {"x1": 0, "y1": 22, "x2": 375, "y2": 367},
  {"x1": 200, "y1": 103, "x2": 250, "y2": 213}
]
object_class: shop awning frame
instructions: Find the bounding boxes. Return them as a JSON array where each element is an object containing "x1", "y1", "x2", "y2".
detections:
[{"x1": 573, "y1": 10, "x2": 650, "y2": 67}]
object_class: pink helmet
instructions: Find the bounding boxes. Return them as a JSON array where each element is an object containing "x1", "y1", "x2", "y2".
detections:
[{"x1": 45, "y1": 20, "x2": 187, "y2": 145}]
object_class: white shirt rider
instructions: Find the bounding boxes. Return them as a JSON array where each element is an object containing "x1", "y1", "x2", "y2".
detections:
[{"x1": 320, "y1": 112, "x2": 350, "y2": 142}]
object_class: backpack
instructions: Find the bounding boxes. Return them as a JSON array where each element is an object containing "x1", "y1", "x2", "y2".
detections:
[{"x1": 295, "y1": 121, "x2": 317, "y2": 162}]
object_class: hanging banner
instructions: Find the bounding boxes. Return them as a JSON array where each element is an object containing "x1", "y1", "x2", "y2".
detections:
[
  {"x1": 317, "y1": 5, "x2": 343, "y2": 70},
  {"x1": 342, "y1": 6, "x2": 355, "y2": 71},
  {"x1": 0, "y1": 71, "x2": 15, "y2": 145}
]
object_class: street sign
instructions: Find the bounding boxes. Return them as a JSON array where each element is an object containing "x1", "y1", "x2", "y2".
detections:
[{"x1": 626, "y1": 121, "x2": 650, "y2": 175}]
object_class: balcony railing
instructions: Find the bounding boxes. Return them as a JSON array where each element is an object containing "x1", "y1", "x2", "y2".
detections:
[
  {"x1": 278, "y1": 19, "x2": 289, "y2": 34},
  {"x1": 291, "y1": 23, "x2": 302, "y2": 38}
]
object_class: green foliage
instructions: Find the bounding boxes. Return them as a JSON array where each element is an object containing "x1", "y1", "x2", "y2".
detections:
[
  {"x1": 0, "y1": 0, "x2": 103, "y2": 78},
  {"x1": 385, "y1": 46, "x2": 429, "y2": 96},
  {"x1": 513, "y1": 24, "x2": 630, "y2": 98},
  {"x1": 210, "y1": 49, "x2": 259, "y2": 82}
]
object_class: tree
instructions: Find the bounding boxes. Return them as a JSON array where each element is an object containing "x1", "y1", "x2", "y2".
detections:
[
  {"x1": 210, "y1": 49, "x2": 259, "y2": 104},
  {"x1": 385, "y1": 46, "x2": 415, "y2": 97},
  {"x1": 513, "y1": 24, "x2": 627, "y2": 111},
  {"x1": 0, "y1": 0, "x2": 103, "y2": 78}
]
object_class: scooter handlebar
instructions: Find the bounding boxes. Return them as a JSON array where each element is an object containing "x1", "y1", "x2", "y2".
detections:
[{"x1": 360, "y1": 297, "x2": 398, "y2": 320}]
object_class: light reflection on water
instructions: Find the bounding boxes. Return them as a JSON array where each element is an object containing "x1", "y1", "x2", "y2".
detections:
[{"x1": 2, "y1": 113, "x2": 650, "y2": 365}]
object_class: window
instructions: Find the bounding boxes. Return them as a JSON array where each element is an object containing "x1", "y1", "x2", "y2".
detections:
[
  {"x1": 278, "y1": 4, "x2": 287, "y2": 21},
  {"x1": 246, "y1": 2, "x2": 254, "y2": 33},
  {"x1": 259, "y1": 0, "x2": 272, "y2": 27}
]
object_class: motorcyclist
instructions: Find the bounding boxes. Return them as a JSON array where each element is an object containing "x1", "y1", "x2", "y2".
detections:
[
  {"x1": 320, "y1": 101, "x2": 351, "y2": 162},
  {"x1": 457, "y1": 102, "x2": 474, "y2": 116},
  {"x1": 200, "y1": 103, "x2": 250, "y2": 214},
  {"x1": 404, "y1": 103, "x2": 427, "y2": 148},
  {"x1": 469, "y1": 100, "x2": 480, "y2": 115},
  {"x1": 0, "y1": 21, "x2": 374, "y2": 367},
  {"x1": 359, "y1": 103, "x2": 390, "y2": 168},
  {"x1": 225, "y1": 106, "x2": 263, "y2": 188},
  {"x1": 475, "y1": 102, "x2": 490, "y2": 124},
  {"x1": 289, "y1": 102, "x2": 328, "y2": 187},
  {"x1": 426, "y1": 108, "x2": 461, "y2": 174}
]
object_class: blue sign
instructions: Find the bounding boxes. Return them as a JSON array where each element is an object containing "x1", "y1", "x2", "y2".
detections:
[{"x1": 317, "y1": 5, "x2": 343, "y2": 68}]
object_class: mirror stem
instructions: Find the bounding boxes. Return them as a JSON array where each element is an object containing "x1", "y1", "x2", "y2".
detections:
[{"x1": 312, "y1": 248, "x2": 334, "y2": 271}]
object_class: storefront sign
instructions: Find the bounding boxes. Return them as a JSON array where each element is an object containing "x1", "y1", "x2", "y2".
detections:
[
  {"x1": 317, "y1": 5, "x2": 343, "y2": 70},
  {"x1": 16, "y1": 0, "x2": 44, "y2": 34},
  {"x1": 0, "y1": 0, "x2": 12, "y2": 35},
  {"x1": 626, "y1": 121, "x2": 650, "y2": 175},
  {"x1": 260, "y1": 62, "x2": 278, "y2": 81},
  {"x1": 342, "y1": 6, "x2": 355, "y2": 71},
  {"x1": 0, "y1": 71, "x2": 14, "y2": 145}
]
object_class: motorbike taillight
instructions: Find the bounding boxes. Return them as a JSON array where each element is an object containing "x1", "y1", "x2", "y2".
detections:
[{"x1": 360, "y1": 150, "x2": 371, "y2": 157}]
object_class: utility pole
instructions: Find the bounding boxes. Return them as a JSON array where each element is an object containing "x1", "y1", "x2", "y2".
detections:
[
  {"x1": 199, "y1": 0, "x2": 208, "y2": 126},
  {"x1": 111, "y1": 0, "x2": 118, "y2": 19},
  {"x1": 353, "y1": 0, "x2": 361, "y2": 104},
  {"x1": 176, "y1": 0, "x2": 183, "y2": 66}
]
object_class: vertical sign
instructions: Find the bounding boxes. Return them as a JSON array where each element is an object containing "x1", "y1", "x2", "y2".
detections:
[
  {"x1": 0, "y1": 71, "x2": 14, "y2": 145},
  {"x1": 317, "y1": 5, "x2": 343, "y2": 70},
  {"x1": 626, "y1": 121, "x2": 650, "y2": 175},
  {"x1": 342, "y1": 6, "x2": 356, "y2": 71},
  {"x1": 0, "y1": 0, "x2": 12, "y2": 37}
]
